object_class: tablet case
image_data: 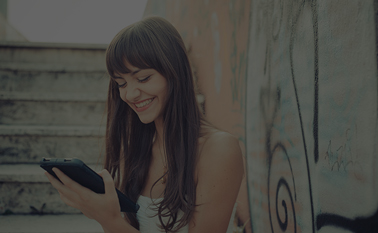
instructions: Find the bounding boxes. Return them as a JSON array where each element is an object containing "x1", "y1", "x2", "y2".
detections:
[{"x1": 40, "y1": 158, "x2": 139, "y2": 213}]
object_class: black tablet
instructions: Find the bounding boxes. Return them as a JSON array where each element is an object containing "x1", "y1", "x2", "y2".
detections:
[{"x1": 40, "y1": 158, "x2": 139, "y2": 213}]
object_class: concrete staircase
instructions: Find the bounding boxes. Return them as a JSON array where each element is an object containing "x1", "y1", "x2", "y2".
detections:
[{"x1": 0, "y1": 41, "x2": 108, "y2": 232}]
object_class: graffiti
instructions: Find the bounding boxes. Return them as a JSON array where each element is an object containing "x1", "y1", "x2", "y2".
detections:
[
  {"x1": 254, "y1": 0, "x2": 316, "y2": 232},
  {"x1": 260, "y1": 85, "x2": 298, "y2": 233},
  {"x1": 323, "y1": 127, "x2": 363, "y2": 175},
  {"x1": 288, "y1": 1, "x2": 317, "y2": 231},
  {"x1": 144, "y1": 1, "x2": 378, "y2": 232},
  {"x1": 317, "y1": 209, "x2": 378, "y2": 232},
  {"x1": 325, "y1": 140, "x2": 354, "y2": 172},
  {"x1": 248, "y1": 0, "x2": 378, "y2": 232}
]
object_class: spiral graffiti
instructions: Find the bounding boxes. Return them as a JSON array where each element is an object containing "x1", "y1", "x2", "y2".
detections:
[
  {"x1": 259, "y1": 0, "x2": 300, "y2": 230},
  {"x1": 276, "y1": 178, "x2": 295, "y2": 231},
  {"x1": 267, "y1": 142, "x2": 297, "y2": 233},
  {"x1": 260, "y1": 85, "x2": 297, "y2": 232}
]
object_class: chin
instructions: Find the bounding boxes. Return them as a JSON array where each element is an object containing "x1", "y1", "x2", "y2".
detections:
[{"x1": 138, "y1": 116, "x2": 154, "y2": 124}]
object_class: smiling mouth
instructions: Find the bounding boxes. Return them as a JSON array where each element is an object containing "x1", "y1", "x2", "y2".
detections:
[{"x1": 135, "y1": 98, "x2": 154, "y2": 109}]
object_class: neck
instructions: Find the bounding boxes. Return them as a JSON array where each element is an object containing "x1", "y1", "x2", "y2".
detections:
[{"x1": 154, "y1": 117, "x2": 165, "y2": 149}]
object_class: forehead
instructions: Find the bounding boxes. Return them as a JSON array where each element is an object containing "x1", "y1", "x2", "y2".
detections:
[
  {"x1": 113, "y1": 62, "x2": 154, "y2": 79},
  {"x1": 114, "y1": 62, "x2": 140, "y2": 76}
]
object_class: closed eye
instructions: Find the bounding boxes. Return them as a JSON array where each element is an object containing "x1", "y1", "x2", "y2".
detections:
[
  {"x1": 113, "y1": 76, "x2": 127, "y2": 88},
  {"x1": 117, "y1": 81, "x2": 127, "y2": 88},
  {"x1": 138, "y1": 75, "x2": 151, "y2": 83}
]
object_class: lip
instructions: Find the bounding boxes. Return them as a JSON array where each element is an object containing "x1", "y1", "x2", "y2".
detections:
[{"x1": 133, "y1": 98, "x2": 155, "y2": 112}]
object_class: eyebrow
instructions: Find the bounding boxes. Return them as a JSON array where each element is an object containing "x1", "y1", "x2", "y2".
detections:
[
  {"x1": 113, "y1": 69, "x2": 142, "y2": 79},
  {"x1": 130, "y1": 69, "x2": 141, "y2": 76}
]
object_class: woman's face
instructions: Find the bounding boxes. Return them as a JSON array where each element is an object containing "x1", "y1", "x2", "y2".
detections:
[{"x1": 114, "y1": 63, "x2": 168, "y2": 124}]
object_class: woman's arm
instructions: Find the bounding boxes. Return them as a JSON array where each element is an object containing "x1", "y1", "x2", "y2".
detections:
[
  {"x1": 45, "y1": 168, "x2": 139, "y2": 233},
  {"x1": 189, "y1": 131, "x2": 244, "y2": 233}
]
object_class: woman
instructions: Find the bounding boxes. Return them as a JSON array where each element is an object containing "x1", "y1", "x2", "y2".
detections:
[{"x1": 45, "y1": 16, "x2": 243, "y2": 233}]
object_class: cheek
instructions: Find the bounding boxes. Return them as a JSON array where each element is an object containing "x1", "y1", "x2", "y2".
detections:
[
  {"x1": 122, "y1": 97, "x2": 133, "y2": 109},
  {"x1": 118, "y1": 89, "x2": 134, "y2": 109},
  {"x1": 118, "y1": 89, "x2": 127, "y2": 102}
]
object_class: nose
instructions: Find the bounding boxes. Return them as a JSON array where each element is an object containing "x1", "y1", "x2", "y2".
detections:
[{"x1": 120, "y1": 83, "x2": 141, "y2": 102}]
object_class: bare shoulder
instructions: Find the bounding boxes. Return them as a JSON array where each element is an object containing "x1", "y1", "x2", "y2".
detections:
[
  {"x1": 197, "y1": 129, "x2": 244, "y2": 181},
  {"x1": 192, "y1": 129, "x2": 244, "y2": 231},
  {"x1": 199, "y1": 130, "x2": 242, "y2": 161}
]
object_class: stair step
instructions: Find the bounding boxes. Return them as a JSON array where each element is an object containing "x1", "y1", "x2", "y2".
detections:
[
  {"x1": 0, "y1": 125, "x2": 106, "y2": 136},
  {"x1": 0, "y1": 99, "x2": 106, "y2": 126},
  {"x1": 0, "y1": 70, "x2": 109, "y2": 93},
  {"x1": 0, "y1": 214, "x2": 103, "y2": 233},
  {"x1": 0, "y1": 41, "x2": 108, "y2": 49},
  {"x1": 0, "y1": 41, "x2": 111, "y2": 215},
  {"x1": 0, "y1": 92, "x2": 107, "y2": 102},
  {"x1": 0, "y1": 164, "x2": 103, "y2": 182},
  {"x1": 0, "y1": 163, "x2": 50, "y2": 182},
  {"x1": 0, "y1": 42, "x2": 107, "y2": 70},
  {"x1": 0, "y1": 125, "x2": 105, "y2": 164},
  {"x1": 0, "y1": 164, "x2": 103, "y2": 215},
  {"x1": 0, "y1": 62, "x2": 106, "y2": 72}
]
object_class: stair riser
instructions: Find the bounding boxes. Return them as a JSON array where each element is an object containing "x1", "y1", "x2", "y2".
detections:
[
  {"x1": 0, "y1": 182, "x2": 81, "y2": 214},
  {"x1": 0, "y1": 47, "x2": 106, "y2": 67},
  {"x1": 0, "y1": 43, "x2": 112, "y2": 217},
  {"x1": 0, "y1": 70, "x2": 109, "y2": 93},
  {"x1": 0, "y1": 214, "x2": 104, "y2": 232},
  {"x1": 0, "y1": 135, "x2": 105, "y2": 164},
  {"x1": 0, "y1": 100, "x2": 106, "y2": 126}
]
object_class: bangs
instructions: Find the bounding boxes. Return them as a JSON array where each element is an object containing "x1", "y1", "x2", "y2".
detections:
[{"x1": 106, "y1": 22, "x2": 159, "y2": 79}]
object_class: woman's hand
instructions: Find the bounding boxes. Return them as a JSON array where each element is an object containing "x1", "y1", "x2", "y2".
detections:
[{"x1": 45, "y1": 168, "x2": 121, "y2": 226}]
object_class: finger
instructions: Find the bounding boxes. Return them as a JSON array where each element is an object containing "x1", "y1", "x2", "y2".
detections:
[
  {"x1": 52, "y1": 167, "x2": 97, "y2": 204},
  {"x1": 58, "y1": 190, "x2": 77, "y2": 208},
  {"x1": 98, "y1": 169, "x2": 117, "y2": 196},
  {"x1": 52, "y1": 167, "x2": 92, "y2": 195},
  {"x1": 45, "y1": 171, "x2": 66, "y2": 191},
  {"x1": 45, "y1": 171, "x2": 80, "y2": 203}
]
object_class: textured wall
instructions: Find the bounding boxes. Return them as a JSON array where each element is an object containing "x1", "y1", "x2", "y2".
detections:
[
  {"x1": 144, "y1": 0, "x2": 378, "y2": 232},
  {"x1": 144, "y1": 0, "x2": 249, "y2": 144},
  {"x1": 246, "y1": 0, "x2": 378, "y2": 232}
]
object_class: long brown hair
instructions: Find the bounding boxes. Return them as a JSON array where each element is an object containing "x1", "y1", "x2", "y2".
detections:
[{"x1": 104, "y1": 16, "x2": 202, "y2": 232}]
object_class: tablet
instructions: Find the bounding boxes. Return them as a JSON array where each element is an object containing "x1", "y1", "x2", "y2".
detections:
[{"x1": 40, "y1": 157, "x2": 139, "y2": 213}]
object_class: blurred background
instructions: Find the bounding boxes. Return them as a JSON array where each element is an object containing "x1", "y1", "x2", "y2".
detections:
[{"x1": 1, "y1": 0, "x2": 147, "y2": 44}]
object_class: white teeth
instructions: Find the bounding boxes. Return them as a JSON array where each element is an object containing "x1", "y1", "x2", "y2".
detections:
[{"x1": 135, "y1": 98, "x2": 153, "y2": 108}]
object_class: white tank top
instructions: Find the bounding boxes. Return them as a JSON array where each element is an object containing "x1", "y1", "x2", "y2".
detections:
[{"x1": 136, "y1": 195, "x2": 237, "y2": 233}]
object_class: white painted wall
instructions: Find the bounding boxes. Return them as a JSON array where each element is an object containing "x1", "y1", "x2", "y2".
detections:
[{"x1": 246, "y1": 0, "x2": 378, "y2": 232}]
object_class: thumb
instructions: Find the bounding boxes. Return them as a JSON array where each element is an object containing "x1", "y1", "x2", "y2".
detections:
[{"x1": 99, "y1": 169, "x2": 116, "y2": 195}]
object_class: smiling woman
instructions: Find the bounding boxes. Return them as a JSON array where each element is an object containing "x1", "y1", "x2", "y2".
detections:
[
  {"x1": 45, "y1": 16, "x2": 243, "y2": 233},
  {"x1": 113, "y1": 65, "x2": 168, "y2": 124}
]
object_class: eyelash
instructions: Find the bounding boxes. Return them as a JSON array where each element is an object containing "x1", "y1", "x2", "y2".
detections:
[
  {"x1": 138, "y1": 75, "x2": 151, "y2": 83},
  {"x1": 117, "y1": 75, "x2": 151, "y2": 88},
  {"x1": 117, "y1": 82, "x2": 127, "y2": 88}
]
